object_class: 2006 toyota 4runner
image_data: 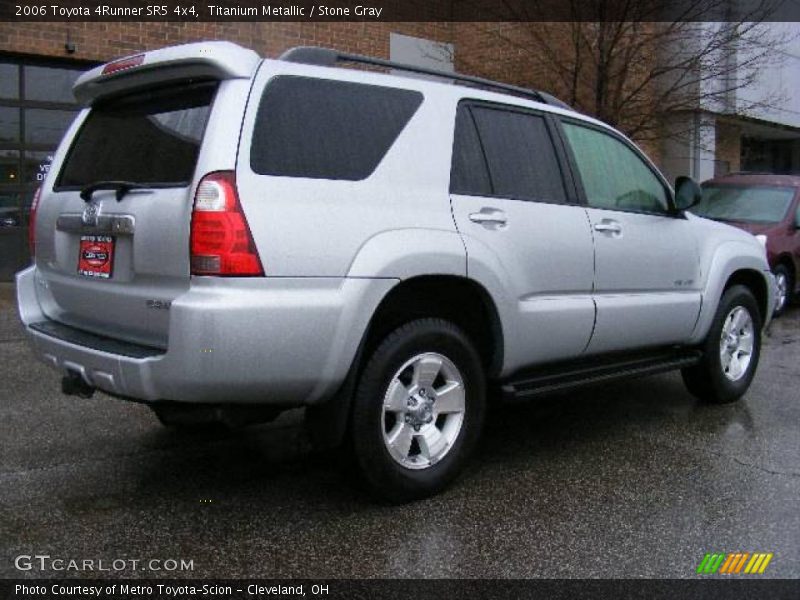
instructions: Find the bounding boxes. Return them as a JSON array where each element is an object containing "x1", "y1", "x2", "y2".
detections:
[{"x1": 17, "y1": 42, "x2": 776, "y2": 501}]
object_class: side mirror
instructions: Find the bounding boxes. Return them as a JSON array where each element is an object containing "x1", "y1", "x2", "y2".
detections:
[{"x1": 674, "y1": 176, "x2": 703, "y2": 212}]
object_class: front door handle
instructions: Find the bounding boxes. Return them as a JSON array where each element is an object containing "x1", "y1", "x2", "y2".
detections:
[
  {"x1": 469, "y1": 208, "x2": 507, "y2": 225},
  {"x1": 593, "y1": 220, "x2": 622, "y2": 234}
]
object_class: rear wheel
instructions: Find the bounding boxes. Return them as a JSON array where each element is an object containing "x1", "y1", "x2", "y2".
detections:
[
  {"x1": 681, "y1": 285, "x2": 762, "y2": 404},
  {"x1": 350, "y1": 319, "x2": 486, "y2": 502},
  {"x1": 773, "y1": 264, "x2": 793, "y2": 317}
]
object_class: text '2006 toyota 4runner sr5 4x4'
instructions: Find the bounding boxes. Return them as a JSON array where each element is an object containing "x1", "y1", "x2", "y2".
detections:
[{"x1": 18, "y1": 42, "x2": 776, "y2": 501}]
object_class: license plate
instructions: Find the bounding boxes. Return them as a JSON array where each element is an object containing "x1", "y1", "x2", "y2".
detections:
[{"x1": 78, "y1": 235, "x2": 115, "y2": 279}]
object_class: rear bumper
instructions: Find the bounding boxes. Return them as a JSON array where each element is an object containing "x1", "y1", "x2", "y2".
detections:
[{"x1": 16, "y1": 266, "x2": 395, "y2": 404}]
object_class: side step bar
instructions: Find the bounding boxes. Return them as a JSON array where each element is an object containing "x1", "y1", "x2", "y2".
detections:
[{"x1": 502, "y1": 349, "x2": 703, "y2": 401}]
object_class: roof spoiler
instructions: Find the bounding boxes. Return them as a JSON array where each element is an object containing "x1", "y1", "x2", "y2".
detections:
[{"x1": 73, "y1": 41, "x2": 260, "y2": 104}]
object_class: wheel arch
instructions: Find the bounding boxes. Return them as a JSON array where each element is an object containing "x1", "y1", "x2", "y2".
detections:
[
  {"x1": 723, "y1": 269, "x2": 770, "y2": 325},
  {"x1": 305, "y1": 275, "x2": 505, "y2": 449},
  {"x1": 690, "y1": 241, "x2": 774, "y2": 344},
  {"x1": 359, "y1": 275, "x2": 504, "y2": 378}
]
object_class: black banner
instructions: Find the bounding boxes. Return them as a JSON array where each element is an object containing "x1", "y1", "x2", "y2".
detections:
[
  {"x1": 3, "y1": 579, "x2": 800, "y2": 600},
  {"x1": 3, "y1": 0, "x2": 800, "y2": 22}
]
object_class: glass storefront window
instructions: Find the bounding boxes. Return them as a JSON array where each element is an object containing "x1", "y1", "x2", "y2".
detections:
[
  {"x1": 24, "y1": 65, "x2": 83, "y2": 103},
  {"x1": 0, "y1": 107, "x2": 20, "y2": 143},
  {"x1": 0, "y1": 57, "x2": 93, "y2": 277},
  {"x1": 24, "y1": 151, "x2": 54, "y2": 185},
  {"x1": 0, "y1": 149, "x2": 20, "y2": 185},
  {"x1": 0, "y1": 64, "x2": 19, "y2": 99},
  {"x1": 24, "y1": 109, "x2": 77, "y2": 145},
  {"x1": 0, "y1": 191, "x2": 21, "y2": 228}
]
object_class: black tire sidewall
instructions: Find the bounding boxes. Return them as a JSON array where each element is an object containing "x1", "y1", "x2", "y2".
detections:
[
  {"x1": 774, "y1": 264, "x2": 793, "y2": 316},
  {"x1": 701, "y1": 285, "x2": 762, "y2": 402},
  {"x1": 351, "y1": 319, "x2": 486, "y2": 502}
]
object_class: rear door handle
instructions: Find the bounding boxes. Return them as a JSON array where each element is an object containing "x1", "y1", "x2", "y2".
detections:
[
  {"x1": 593, "y1": 220, "x2": 622, "y2": 234},
  {"x1": 469, "y1": 209, "x2": 507, "y2": 225}
]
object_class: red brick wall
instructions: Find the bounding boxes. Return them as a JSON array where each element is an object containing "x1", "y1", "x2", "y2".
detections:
[
  {"x1": 0, "y1": 22, "x2": 452, "y2": 62},
  {"x1": 453, "y1": 23, "x2": 573, "y2": 96}
]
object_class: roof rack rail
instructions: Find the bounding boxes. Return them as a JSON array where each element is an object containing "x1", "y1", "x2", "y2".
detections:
[{"x1": 279, "y1": 46, "x2": 572, "y2": 110}]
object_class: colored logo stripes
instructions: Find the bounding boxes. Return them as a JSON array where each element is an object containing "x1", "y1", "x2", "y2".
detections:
[{"x1": 697, "y1": 552, "x2": 773, "y2": 575}]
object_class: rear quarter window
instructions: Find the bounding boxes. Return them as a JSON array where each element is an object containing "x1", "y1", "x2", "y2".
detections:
[{"x1": 250, "y1": 76, "x2": 423, "y2": 181}]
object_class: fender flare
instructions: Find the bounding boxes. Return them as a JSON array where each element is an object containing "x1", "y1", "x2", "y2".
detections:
[{"x1": 689, "y1": 241, "x2": 773, "y2": 344}]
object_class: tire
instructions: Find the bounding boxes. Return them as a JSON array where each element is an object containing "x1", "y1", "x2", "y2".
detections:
[
  {"x1": 681, "y1": 285, "x2": 762, "y2": 404},
  {"x1": 350, "y1": 318, "x2": 486, "y2": 502},
  {"x1": 773, "y1": 264, "x2": 794, "y2": 317}
]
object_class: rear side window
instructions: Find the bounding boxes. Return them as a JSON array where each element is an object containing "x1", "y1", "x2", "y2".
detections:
[
  {"x1": 57, "y1": 81, "x2": 216, "y2": 189},
  {"x1": 250, "y1": 76, "x2": 423, "y2": 181},
  {"x1": 450, "y1": 106, "x2": 492, "y2": 196},
  {"x1": 451, "y1": 104, "x2": 567, "y2": 203}
]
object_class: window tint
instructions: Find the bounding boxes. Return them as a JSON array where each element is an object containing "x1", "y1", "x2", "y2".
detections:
[
  {"x1": 58, "y1": 82, "x2": 216, "y2": 188},
  {"x1": 469, "y1": 106, "x2": 566, "y2": 202},
  {"x1": 251, "y1": 76, "x2": 422, "y2": 181},
  {"x1": 563, "y1": 122, "x2": 668, "y2": 213},
  {"x1": 450, "y1": 105, "x2": 491, "y2": 196}
]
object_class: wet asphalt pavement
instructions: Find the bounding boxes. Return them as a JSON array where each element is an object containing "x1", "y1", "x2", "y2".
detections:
[{"x1": 1, "y1": 282, "x2": 798, "y2": 579}]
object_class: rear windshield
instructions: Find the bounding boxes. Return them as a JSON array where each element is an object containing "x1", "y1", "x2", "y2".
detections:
[
  {"x1": 694, "y1": 184, "x2": 795, "y2": 224},
  {"x1": 57, "y1": 81, "x2": 217, "y2": 189}
]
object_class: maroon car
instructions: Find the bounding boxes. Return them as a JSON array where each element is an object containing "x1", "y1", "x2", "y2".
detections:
[{"x1": 694, "y1": 173, "x2": 800, "y2": 316}]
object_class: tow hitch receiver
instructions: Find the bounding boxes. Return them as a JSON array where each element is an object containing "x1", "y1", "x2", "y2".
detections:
[{"x1": 62, "y1": 371, "x2": 95, "y2": 399}]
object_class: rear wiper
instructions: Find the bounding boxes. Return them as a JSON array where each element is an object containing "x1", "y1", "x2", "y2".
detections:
[{"x1": 80, "y1": 181, "x2": 150, "y2": 203}]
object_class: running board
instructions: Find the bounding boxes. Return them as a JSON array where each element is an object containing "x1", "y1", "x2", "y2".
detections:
[{"x1": 501, "y1": 349, "x2": 703, "y2": 401}]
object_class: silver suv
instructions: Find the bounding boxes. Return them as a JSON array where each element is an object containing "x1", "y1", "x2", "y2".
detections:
[{"x1": 17, "y1": 42, "x2": 776, "y2": 501}]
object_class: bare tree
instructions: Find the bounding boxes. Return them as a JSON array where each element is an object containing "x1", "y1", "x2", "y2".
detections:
[{"x1": 455, "y1": 0, "x2": 791, "y2": 144}]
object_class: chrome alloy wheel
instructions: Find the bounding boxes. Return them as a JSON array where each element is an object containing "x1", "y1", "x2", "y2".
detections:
[
  {"x1": 381, "y1": 352, "x2": 465, "y2": 470},
  {"x1": 775, "y1": 271, "x2": 788, "y2": 313},
  {"x1": 719, "y1": 306, "x2": 755, "y2": 382}
]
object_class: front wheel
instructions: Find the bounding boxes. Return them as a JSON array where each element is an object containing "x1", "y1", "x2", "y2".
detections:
[
  {"x1": 350, "y1": 319, "x2": 486, "y2": 502},
  {"x1": 681, "y1": 285, "x2": 762, "y2": 404}
]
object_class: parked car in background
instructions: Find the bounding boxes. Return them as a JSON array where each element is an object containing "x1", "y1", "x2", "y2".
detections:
[
  {"x1": 0, "y1": 193, "x2": 21, "y2": 228},
  {"x1": 0, "y1": 209, "x2": 19, "y2": 228},
  {"x1": 693, "y1": 173, "x2": 800, "y2": 316}
]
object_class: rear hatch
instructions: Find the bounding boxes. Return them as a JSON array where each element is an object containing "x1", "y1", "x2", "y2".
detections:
[{"x1": 33, "y1": 43, "x2": 260, "y2": 348}]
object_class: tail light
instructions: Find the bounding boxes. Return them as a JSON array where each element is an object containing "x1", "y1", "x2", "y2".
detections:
[
  {"x1": 190, "y1": 171, "x2": 263, "y2": 276},
  {"x1": 28, "y1": 185, "x2": 42, "y2": 258}
]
